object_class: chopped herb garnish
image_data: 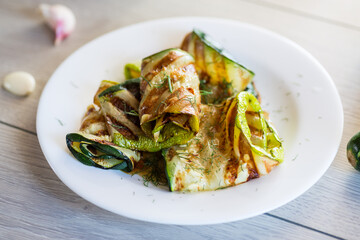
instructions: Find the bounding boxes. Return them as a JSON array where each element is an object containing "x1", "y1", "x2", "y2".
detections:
[
  {"x1": 70, "y1": 81, "x2": 79, "y2": 88},
  {"x1": 166, "y1": 75, "x2": 173, "y2": 93},
  {"x1": 124, "y1": 110, "x2": 139, "y2": 116},
  {"x1": 109, "y1": 123, "x2": 127, "y2": 130},
  {"x1": 153, "y1": 75, "x2": 173, "y2": 93},
  {"x1": 199, "y1": 90, "x2": 213, "y2": 96},
  {"x1": 56, "y1": 118, "x2": 64, "y2": 126},
  {"x1": 182, "y1": 95, "x2": 197, "y2": 109},
  {"x1": 137, "y1": 153, "x2": 167, "y2": 187},
  {"x1": 141, "y1": 76, "x2": 152, "y2": 87}
]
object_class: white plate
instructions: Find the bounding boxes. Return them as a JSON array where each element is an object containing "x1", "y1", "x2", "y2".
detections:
[{"x1": 37, "y1": 17, "x2": 343, "y2": 225}]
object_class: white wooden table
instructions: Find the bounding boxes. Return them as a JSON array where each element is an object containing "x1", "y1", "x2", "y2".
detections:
[{"x1": 1, "y1": 1, "x2": 359, "y2": 239}]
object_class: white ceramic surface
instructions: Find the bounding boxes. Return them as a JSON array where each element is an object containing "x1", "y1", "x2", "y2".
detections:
[{"x1": 36, "y1": 17, "x2": 343, "y2": 225}]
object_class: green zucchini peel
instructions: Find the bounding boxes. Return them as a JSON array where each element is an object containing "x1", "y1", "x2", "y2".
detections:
[
  {"x1": 231, "y1": 92, "x2": 283, "y2": 163},
  {"x1": 66, "y1": 132, "x2": 140, "y2": 172},
  {"x1": 124, "y1": 63, "x2": 141, "y2": 79}
]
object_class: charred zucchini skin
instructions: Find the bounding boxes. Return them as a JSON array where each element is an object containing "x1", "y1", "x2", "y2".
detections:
[
  {"x1": 98, "y1": 78, "x2": 141, "y2": 98},
  {"x1": 192, "y1": 29, "x2": 254, "y2": 76},
  {"x1": 66, "y1": 133, "x2": 135, "y2": 172},
  {"x1": 347, "y1": 132, "x2": 360, "y2": 171}
]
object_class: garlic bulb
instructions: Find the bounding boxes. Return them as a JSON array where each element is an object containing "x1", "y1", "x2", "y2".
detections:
[
  {"x1": 39, "y1": 4, "x2": 76, "y2": 45},
  {"x1": 3, "y1": 71, "x2": 36, "y2": 96}
]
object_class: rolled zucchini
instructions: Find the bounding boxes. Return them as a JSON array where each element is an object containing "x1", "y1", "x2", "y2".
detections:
[
  {"x1": 163, "y1": 92, "x2": 283, "y2": 192},
  {"x1": 66, "y1": 132, "x2": 140, "y2": 172},
  {"x1": 181, "y1": 29, "x2": 254, "y2": 103},
  {"x1": 98, "y1": 80, "x2": 144, "y2": 141},
  {"x1": 66, "y1": 103, "x2": 140, "y2": 172},
  {"x1": 97, "y1": 78, "x2": 194, "y2": 152},
  {"x1": 140, "y1": 48, "x2": 200, "y2": 142}
]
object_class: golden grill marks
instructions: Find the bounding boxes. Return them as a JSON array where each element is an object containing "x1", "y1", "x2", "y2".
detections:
[
  {"x1": 141, "y1": 50, "x2": 183, "y2": 82},
  {"x1": 139, "y1": 49, "x2": 200, "y2": 142}
]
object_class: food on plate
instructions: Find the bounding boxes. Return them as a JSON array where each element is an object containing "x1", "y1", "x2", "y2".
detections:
[
  {"x1": 181, "y1": 29, "x2": 255, "y2": 103},
  {"x1": 3, "y1": 71, "x2": 36, "y2": 96},
  {"x1": 39, "y1": 4, "x2": 76, "y2": 45},
  {"x1": 66, "y1": 30, "x2": 284, "y2": 192},
  {"x1": 347, "y1": 131, "x2": 360, "y2": 171}
]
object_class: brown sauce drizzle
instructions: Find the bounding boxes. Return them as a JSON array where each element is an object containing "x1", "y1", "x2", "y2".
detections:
[
  {"x1": 140, "y1": 86, "x2": 168, "y2": 116},
  {"x1": 180, "y1": 33, "x2": 192, "y2": 51},
  {"x1": 110, "y1": 97, "x2": 140, "y2": 126},
  {"x1": 94, "y1": 129, "x2": 109, "y2": 137},
  {"x1": 227, "y1": 105, "x2": 237, "y2": 150},
  {"x1": 238, "y1": 129, "x2": 259, "y2": 179},
  {"x1": 144, "y1": 51, "x2": 182, "y2": 81},
  {"x1": 105, "y1": 115, "x2": 137, "y2": 140},
  {"x1": 225, "y1": 157, "x2": 240, "y2": 185}
]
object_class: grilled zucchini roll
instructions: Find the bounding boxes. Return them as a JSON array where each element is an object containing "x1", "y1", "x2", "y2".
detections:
[
  {"x1": 140, "y1": 48, "x2": 200, "y2": 143},
  {"x1": 181, "y1": 29, "x2": 254, "y2": 103},
  {"x1": 98, "y1": 80, "x2": 143, "y2": 141},
  {"x1": 96, "y1": 79, "x2": 192, "y2": 152},
  {"x1": 163, "y1": 92, "x2": 283, "y2": 192},
  {"x1": 66, "y1": 104, "x2": 140, "y2": 172}
]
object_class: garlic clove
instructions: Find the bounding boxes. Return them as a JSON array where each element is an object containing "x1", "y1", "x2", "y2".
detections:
[
  {"x1": 39, "y1": 4, "x2": 76, "y2": 45},
  {"x1": 3, "y1": 71, "x2": 36, "y2": 96}
]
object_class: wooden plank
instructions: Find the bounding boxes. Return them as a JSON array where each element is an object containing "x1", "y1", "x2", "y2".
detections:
[
  {"x1": 0, "y1": 124, "x2": 333, "y2": 239},
  {"x1": 255, "y1": 0, "x2": 360, "y2": 29},
  {"x1": 270, "y1": 160, "x2": 360, "y2": 240},
  {"x1": 0, "y1": 0, "x2": 128, "y2": 133}
]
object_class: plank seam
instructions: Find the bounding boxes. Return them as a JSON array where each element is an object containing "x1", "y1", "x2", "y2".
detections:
[
  {"x1": 0, "y1": 120, "x2": 37, "y2": 136},
  {"x1": 265, "y1": 213, "x2": 346, "y2": 240}
]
